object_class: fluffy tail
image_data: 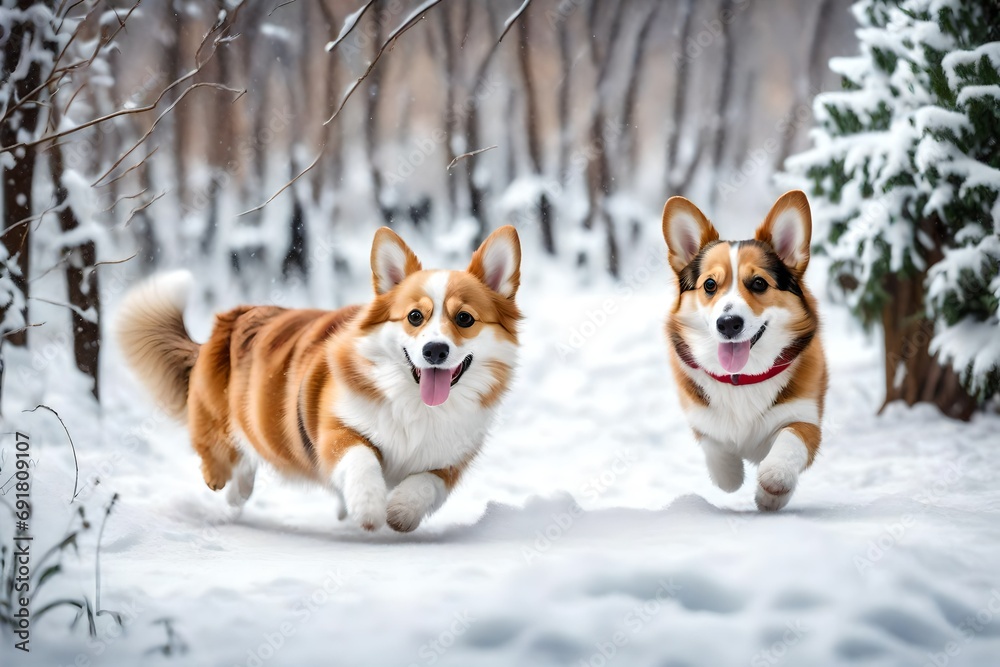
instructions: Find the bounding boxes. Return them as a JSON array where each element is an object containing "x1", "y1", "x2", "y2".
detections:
[{"x1": 116, "y1": 271, "x2": 199, "y2": 419}]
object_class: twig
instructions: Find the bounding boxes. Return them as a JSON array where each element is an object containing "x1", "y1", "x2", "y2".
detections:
[
  {"x1": 123, "y1": 190, "x2": 167, "y2": 227},
  {"x1": 237, "y1": 149, "x2": 324, "y2": 217},
  {"x1": 268, "y1": 0, "x2": 299, "y2": 16},
  {"x1": 2, "y1": 74, "x2": 226, "y2": 158},
  {"x1": 99, "y1": 187, "x2": 149, "y2": 213},
  {"x1": 23, "y1": 405, "x2": 80, "y2": 502},
  {"x1": 497, "y1": 0, "x2": 532, "y2": 45},
  {"x1": 324, "y1": 0, "x2": 444, "y2": 125},
  {"x1": 324, "y1": 0, "x2": 376, "y2": 53},
  {"x1": 2, "y1": 323, "x2": 46, "y2": 340},
  {"x1": 447, "y1": 145, "x2": 497, "y2": 170},
  {"x1": 28, "y1": 296, "x2": 92, "y2": 321},
  {"x1": 91, "y1": 83, "x2": 244, "y2": 186},
  {"x1": 101, "y1": 146, "x2": 159, "y2": 189}
]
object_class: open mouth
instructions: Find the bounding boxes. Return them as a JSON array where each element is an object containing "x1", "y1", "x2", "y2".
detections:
[
  {"x1": 718, "y1": 323, "x2": 766, "y2": 375},
  {"x1": 404, "y1": 350, "x2": 473, "y2": 407}
]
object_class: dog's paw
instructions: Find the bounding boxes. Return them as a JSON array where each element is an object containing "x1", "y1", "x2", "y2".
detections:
[
  {"x1": 386, "y1": 498, "x2": 423, "y2": 533},
  {"x1": 385, "y1": 473, "x2": 445, "y2": 533},
  {"x1": 201, "y1": 461, "x2": 231, "y2": 492},
  {"x1": 703, "y1": 445, "x2": 745, "y2": 493},
  {"x1": 755, "y1": 463, "x2": 797, "y2": 511},
  {"x1": 709, "y1": 458, "x2": 745, "y2": 493},
  {"x1": 347, "y1": 482, "x2": 387, "y2": 532}
]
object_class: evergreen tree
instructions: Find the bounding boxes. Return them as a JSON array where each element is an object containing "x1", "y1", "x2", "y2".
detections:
[{"x1": 785, "y1": 0, "x2": 1000, "y2": 418}]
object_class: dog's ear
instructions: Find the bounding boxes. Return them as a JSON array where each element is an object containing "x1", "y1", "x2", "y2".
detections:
[
  {"x1": 371, "y1": 227, "x2": 423, "y2": 295},
  {"x1": 662, "y1": 196, "x2": 720, "y2": 274},
  {"x1": 755, "y1": 190, "x2": 812, "y2": 276},
  {"x1": 468, "y1": 225, "x2": 520, "y2": 299}
]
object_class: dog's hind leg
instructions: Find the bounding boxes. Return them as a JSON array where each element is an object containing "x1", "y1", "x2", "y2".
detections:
[
  {"x1": 189, "y1": 401, "x2": 239, "y2": 492},
  {"x1": 700, "y1": 436, "x2": 745, "y2": 492},
  {"x1": 225, "y1": 451, "x2": 257, "y2": 508}
]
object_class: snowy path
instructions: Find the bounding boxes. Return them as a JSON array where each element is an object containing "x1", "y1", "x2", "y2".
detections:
[{"x1": 12, "y1": 272, "x2": 1000, "y2": 667}]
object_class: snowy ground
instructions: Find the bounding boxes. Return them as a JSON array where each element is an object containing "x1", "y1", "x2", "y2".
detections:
[{"x1": 5, "y1": 254, "x2": 1000, "y2": 667}]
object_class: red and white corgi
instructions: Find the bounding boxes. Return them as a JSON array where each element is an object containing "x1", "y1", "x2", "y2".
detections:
[
  {"x1": 117, "y1": 226, "x2": 521, "y2": 531},
  {"x1": 661, "y1": 191, "x2": 827, "y2": 511}
]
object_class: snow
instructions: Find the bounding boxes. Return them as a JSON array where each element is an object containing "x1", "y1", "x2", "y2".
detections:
[
  {"x1": 942, "y1": 43, "x2": 1000, "y2": 92},
  {"x1": 325, "y1": 0, "x2": 375, "y2": 53},
  {"x1": 6, "y1": 257, "x2": 1000, "y2": 666},
  {"x1": 930, "y1": 317, "x2": 1000, "y2": 394}
]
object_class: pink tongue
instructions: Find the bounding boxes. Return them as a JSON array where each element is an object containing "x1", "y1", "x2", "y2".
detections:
[
  {"x1": 718, "y1": 341, "x2": 751, "y2": 374},
  {"x1": 419, "y1": 368, "x2": 452, "y2": 407}
]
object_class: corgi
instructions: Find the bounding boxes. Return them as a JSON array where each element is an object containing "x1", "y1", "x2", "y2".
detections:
[
  {"x1": 116, "y1": 226, "x2": 522, "y2": 531},
  {"x1": 661, "y1": 190, "x2": 827, "y2": 511}
]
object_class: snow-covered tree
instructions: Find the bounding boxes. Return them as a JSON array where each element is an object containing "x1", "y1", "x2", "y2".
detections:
[{"x1": 784, "y1": 0, "x2": 1000, "y2": 419}]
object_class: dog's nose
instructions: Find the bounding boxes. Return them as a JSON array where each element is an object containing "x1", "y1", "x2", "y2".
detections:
[
  {"x1": 716, "y1": 314, "x2": 744, "y2": 339},
  {"x1": 422, "y1": 341, "x2": 450, "y2": 366}
]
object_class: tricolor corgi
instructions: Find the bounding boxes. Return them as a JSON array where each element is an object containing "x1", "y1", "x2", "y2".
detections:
[
  {"x1": 661, "y1": 191, "x2": 827, "y2": 511},
  {"x1": 117, "y1": 226, "x2": 521, "y2": 531}
]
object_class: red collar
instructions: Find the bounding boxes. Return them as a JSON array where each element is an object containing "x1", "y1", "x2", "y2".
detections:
[{"x1": 674, "y1": 338, "x2": 807, "y2": 386}]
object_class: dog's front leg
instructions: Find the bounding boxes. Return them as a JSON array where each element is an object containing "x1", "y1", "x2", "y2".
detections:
[
  {"x1": 329, "y1": 443, "x2": 388, "y2": 531},
  {"x1": 700, "y1": 436, "x2": 745, "y2": 492},
  {"x1": 755, "y1": 423, "x2": 820, "y2": 511},
  {"x1": 386, "y1": 464, "x2": 467, "y2": 533}
]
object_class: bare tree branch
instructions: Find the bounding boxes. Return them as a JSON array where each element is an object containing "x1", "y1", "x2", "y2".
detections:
[
  {"x1": 447, "y1": 145, "x2": 497, "y2": 170},
  {"x1": 91, "y1": 82, "x2": 245, "y2": 186},
  {"x1": 324, "y1": 0, "x2": 444, "y2": 125},
  {"x1": 324, "y1": 0, "x2": 377, "y2": 53},
  {"x1": 237, "y1": 150, "x2": 324, "y2": 217}
]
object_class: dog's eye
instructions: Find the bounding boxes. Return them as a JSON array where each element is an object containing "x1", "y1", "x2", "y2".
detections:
[
  {"x1": 456, "y1": 311, "x2": 475, "y2": 328},
  {"x1": 704, "y1": 278, "x2": 717, "y2": 294},
  {"x1": 750, "y1": 277, "x2": 768, "y2": 293},
  {"x1": 407, "y1": 309, "x2": 424, "y2": 326}
]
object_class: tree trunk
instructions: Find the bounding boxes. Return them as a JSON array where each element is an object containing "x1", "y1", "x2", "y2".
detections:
[
  {"x1": 774, "y1": 0, "x2": 833, "y2": 170},
  {"x1": 282, "y1": 198, "x2": 308, "y2": 279},
  {"x1": 707, "y1": 0, "x2": 737, "y2": 210},
  {"x1": 621, "y1": 1, "x2": 660, "y2": 175},
  {"x1": 666, "y1": 0, "x2": 697, "y2": 195},
  {"x1": 556, "y1": 12, "x2": 572, "y2": 185},
  {"x1": 366, "y1": 0, "x2": 394, "y2": 226},
  {"x1": 582, "y1": 0, "x2": 624, "y2": 275},
  {"x1": 879, "y1": 214, "x2": 978, "y2": 420},
  {"x1": 49, "y1": 143, "x2": 101, "y2": 400},
  {"x1": 437, "y1": 2, "x2": 460, "y2": 219},
  {"x1": 880, "y1": 272, "x2": 977, "y2": 421},
  {"x1": 516, "y1": 13, "x2": 555, "y2": 255},
  {"x1": 1, "y1": 5, "x2": 43, "y2": 349}
]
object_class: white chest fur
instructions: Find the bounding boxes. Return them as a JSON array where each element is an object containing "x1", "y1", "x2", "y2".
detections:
[
  {"x1": 681, "y1": 367, "x2": 819, "y2": 463},
  {"x1": 335, "y1": 388, "x2": 492, "y2": 488}
]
